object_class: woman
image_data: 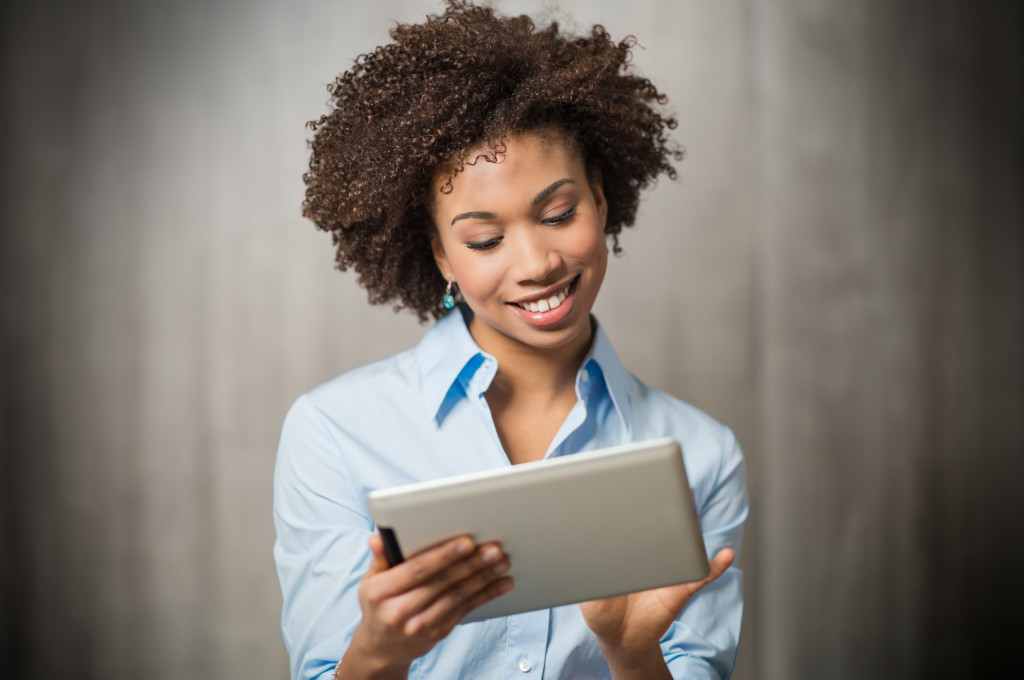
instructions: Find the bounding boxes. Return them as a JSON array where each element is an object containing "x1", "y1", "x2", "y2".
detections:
[{"x1": 274, "y1": 2, "x2": 748, "y2": 678}]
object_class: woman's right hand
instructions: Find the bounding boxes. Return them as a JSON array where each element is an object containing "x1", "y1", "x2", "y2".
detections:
[{"x1": 337, "y1": 533, "x2": 514, "y2": 679}]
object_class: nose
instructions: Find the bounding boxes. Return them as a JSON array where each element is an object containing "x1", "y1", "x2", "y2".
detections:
[{"x1": 510, "y1": 227, "x2": 563, "y2": 284}]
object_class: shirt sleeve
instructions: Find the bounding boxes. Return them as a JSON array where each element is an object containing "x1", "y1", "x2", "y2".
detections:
[
  {"x1": 661, "y1": 426, "x2": 748, "y2": 679},
  {"x1": 273, "y1": 394, "x2": 374, "y2": 680}
]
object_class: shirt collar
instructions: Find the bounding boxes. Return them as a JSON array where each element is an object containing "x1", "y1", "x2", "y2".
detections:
[
  {"x1": 416, "y1": 305, "x2": 496, "y2": 423},
  {"x1": 415, "y1": 306, "x2": 633, "y2": 433},
  {"x1": 582, "y1": 321, "x2": 634, "y2": 436}
]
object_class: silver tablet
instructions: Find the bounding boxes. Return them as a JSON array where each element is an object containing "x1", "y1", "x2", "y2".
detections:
[{"x1": 366, "y1": 437, "x2": 708, "y2": 623}]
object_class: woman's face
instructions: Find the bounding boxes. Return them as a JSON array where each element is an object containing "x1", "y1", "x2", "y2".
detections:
[{"x1": 430, "y1": 130, "x2": 608, "y2": 358}]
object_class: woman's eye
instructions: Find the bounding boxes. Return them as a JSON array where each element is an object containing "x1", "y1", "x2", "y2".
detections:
[
  {"x1": 467, "y1": 237, "x2": 502, "y2": 251},
  {"x1": 543, "y1": 205, "x2": 577, "y2": 225}
]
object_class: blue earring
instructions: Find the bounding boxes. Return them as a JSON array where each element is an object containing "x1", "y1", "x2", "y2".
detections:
[{"x1": 443, "y1": 280, "x2": 456, "y2": 309}]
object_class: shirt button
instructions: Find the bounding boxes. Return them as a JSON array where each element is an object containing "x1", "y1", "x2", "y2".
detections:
[
  {"x1": 580, "y1": 369, "x2": 589, "y2": 382},
  {"x1": 519, "y1": 659, "x2": 532, "y2": 672}
]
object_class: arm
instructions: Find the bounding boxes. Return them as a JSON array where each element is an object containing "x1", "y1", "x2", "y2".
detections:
[
  {"x1": 273, "y1": 396, "x2": 512, "y2": 680},
  {"x1": 274, "y1": 396, "x2": 371, "y2": 680},
  {"x1": 337, "y1": 534, "x2": 512, "y2": 679},
  {"x1": 581, "y1": 427, "x2": 748, "y2": 679},
  {"x1": 581, "y1": 550, "x2": 735, "y2": 680}
]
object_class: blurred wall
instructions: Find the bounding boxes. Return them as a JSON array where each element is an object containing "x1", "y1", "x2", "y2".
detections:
[{"x1": 1, "y1": 0, "x2": 1021, "y2": 678}]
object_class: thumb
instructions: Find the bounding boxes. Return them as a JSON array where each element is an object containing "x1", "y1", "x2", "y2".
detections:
[
  {"x1": 702, "y1": 548, "x2": 734, "y2": 586},
  {"x1": 366, "y1": 532, "x2": 392, "y2": 575}
]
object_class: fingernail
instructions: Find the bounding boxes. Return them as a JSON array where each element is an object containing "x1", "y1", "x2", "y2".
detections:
[
  {"x1": 492, "y1": 560, "x2": 510, "y2": 576},
  {"x1": 499, "y1": 578, "x2": 514, "y2": 593},
  {"x1": 481, "y1": 546, "x2": 502, "y2": 563},
  {"x1": 456, "y1": 538, "x2": 474, "y2": 555}
]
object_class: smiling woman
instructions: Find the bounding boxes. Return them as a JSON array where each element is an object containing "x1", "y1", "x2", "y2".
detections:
[
  {"x1": 300, "y1": 1, "x2": 679, "y2": 322},
  {"x1": 429, "y1": 130, "x2": 610, "y2": 465},
  {"x1": 429, "y1": 129, "x2": 608, "y2": 356},
  {"x1": 274, "y1": 2, "x2": 747, "y2": 679}
]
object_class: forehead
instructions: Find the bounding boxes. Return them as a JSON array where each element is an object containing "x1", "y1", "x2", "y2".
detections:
[{"x1": 432, "y1": 129, "x2": 585, "y2": 205}]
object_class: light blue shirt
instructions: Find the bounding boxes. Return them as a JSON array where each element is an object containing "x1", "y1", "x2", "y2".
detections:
[{"x1": 273, "y1": 307, "x2": 748, "y2": 680}]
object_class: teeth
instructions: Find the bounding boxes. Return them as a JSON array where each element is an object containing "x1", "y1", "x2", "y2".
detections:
[{"x1": 518, "y1": 282, "x2": 571, "y2": 313}]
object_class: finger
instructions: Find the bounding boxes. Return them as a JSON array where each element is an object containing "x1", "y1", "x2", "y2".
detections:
[
  {"x1": 392, "y1": 543, "x2": 509, "y2": 624},
  {"x1": 406, "y1": 571, "x2": 515, "y2": 638},
  {"x1": 450, "y1": 574, "x2": 515, "y2": 626},
  {"x1": 366, "y1": 533, "x2": 392, "y2": 576},
  {"x1": 401, "y1": 547, "x2": 511, "y2": 635},
  {"x1": 702, "y1": 548, "x2": 735, "y2": 585},
  {"x1": 364, "y1": 535, "x2": 478, "y2": 601},
  {"x1": 396, "y1": 535, "x2": 476, "y2": 586},
  {"x1": 679, "y1": 548, "x2": 734, "y2": 595},
  {"x1": 655, "y1": 548, "x2": 737, "y2": 610}
]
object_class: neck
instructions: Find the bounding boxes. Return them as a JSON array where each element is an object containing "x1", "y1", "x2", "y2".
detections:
[{"x1": 468, "y1": 318, "x2": 594, "y2": 405}]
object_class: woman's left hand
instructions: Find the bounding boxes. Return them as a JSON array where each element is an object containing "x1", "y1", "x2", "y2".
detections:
[{"x1": 579, "y1": 549, "x2": 734, "y2": 677}]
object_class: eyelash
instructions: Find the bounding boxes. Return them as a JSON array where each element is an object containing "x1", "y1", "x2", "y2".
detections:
[
  {"x1": 465, "y1": 206, "x2": 577, "y2": 251},
  {"x1": 467, "y1": 237, "x2": 502, "y2": 251},
  {"x1": 544, "y1": 205, "x2": 577, "y2": 225}
]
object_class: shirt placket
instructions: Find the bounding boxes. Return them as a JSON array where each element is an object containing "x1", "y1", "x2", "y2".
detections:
[
  {"x1": 466, "y1": 357, "x2": 512, "y2": 467},
  {"x1": 545, "y1": 362, "x2": 596, "y2": 458},
  {"x1": 504, "y1": 610, "x2": 549, "y2": 679}
]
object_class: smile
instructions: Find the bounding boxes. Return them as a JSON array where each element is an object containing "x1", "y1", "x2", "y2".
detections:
[{"x1": 514, "y1": 278, "x2": 574, "y2": 313}]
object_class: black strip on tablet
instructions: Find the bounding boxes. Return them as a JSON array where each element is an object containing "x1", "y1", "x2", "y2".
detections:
[{"x1": 378, "y1": 527, "x2": 405, "y2": 567}]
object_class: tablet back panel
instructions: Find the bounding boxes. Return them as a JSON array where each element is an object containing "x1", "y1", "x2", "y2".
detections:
[{"x1": 367, "y1": 438, "x2": 709, "y2": 623}]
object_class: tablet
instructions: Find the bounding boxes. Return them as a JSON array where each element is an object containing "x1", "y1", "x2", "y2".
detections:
[{"x1": 366, "y1": 437, "x2": 709, "y2": 623}]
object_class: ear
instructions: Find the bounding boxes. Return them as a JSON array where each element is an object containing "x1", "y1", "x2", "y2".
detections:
[
  {"x1": 430, "y1": 235, "x2": 453, "y2": 282},
  {"x1": 588, "y1": 169, "x2": 608, "y2": 228}
]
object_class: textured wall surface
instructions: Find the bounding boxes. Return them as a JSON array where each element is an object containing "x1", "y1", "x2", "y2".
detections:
[{"x1": 2, "y1": 1, "x2": 1021, "y2": 678}]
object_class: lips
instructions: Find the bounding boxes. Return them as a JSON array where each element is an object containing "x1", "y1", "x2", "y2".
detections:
[
  {"x1": 508, "y1": 276, "x2": 579, "y2": 328},
  {"x1": 514, "y1": 279, "x2": 572, "y2": 313}
]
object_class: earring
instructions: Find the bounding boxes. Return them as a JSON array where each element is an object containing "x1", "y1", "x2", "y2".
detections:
[{"x1": 443, "y1": 280, "x2": 456, "y2": 309}]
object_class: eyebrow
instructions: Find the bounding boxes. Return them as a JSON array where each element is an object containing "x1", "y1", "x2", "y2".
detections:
[
  {"x1": 450, "y1": 211, "x2": 496, "y2": 226},
  {"x1": 532, "y1": 178, "x2": 575, "y2": 205},
  {"x1": 450, "y1": 178, "x2": 577, "y2": 226}
]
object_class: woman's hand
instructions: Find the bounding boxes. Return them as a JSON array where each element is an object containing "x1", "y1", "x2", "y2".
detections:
[
  {"x1": 579, "y1": 549, "x2": 734, "y2": 680},
  {"x1": 338, "y1": 533, "x2": 514, "y2": 679}
]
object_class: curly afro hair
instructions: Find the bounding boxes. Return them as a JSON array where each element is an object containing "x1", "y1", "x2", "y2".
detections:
[{"x1": 303, "y1": 0, "x2": 682, "y2": 321}]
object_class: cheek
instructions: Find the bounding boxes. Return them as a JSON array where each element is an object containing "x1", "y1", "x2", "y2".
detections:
[
  {"x1": 575, "y1": 220, "x2": 609, "y2": 266},
  {"x1": 452, "y1": 256, "x2": 504, "y2": 299}
]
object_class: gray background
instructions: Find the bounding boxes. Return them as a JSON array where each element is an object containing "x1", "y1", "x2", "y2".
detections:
[{"x1": 2, "y1": 0, "x2": 1021, "y2": 678}]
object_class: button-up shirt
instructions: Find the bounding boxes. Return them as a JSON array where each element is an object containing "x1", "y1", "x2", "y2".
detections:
[{"x1": 273, "y1": 307, "x2": 748, "y2": 679}]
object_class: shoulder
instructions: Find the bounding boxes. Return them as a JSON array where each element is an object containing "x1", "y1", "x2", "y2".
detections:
[
  {"x1": 627, "y1": 375, "x2": 736, "y2": 456},
  {"x1": 589, "y1": 323, "x2": 742, "y2": 501},
  {"x1": 291, "y1": 307, "x2": 474, "y2": 426},
  {"x1": 591, "y1": 323, "x2": 736, "y2": 458},
  {"x1": 307, "y1": 348, "x2": 422, "y2": 414},
  {"x1": 624, "y1": 373, "x2": 744, "y2": 512},
  {"x1": 279, "y1": 346, "x2": 426, "y2": 450}
]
